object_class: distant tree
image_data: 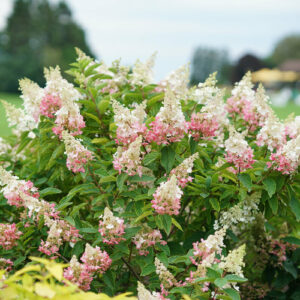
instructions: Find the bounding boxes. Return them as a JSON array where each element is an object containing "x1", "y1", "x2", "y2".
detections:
[
  {"x1": 231, "y1": 54, "x2": 263, "y2": 83},
  {"x1": 270, "y1": 34, "x2": 300, "y2": 65},
  {"x1": 190, "y1": 47, "x2": 230, "y2": 85},
  {"x1": 0, "y1": 0, "x2": 94, "y2": 92}
]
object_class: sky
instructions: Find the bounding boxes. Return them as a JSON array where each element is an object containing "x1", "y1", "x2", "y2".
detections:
[{"x1": 0, "y1": 0, "x2": 300, "y2": 80}]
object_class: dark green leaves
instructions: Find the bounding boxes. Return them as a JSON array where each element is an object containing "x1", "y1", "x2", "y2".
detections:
[
  {"x1": 263, "y1": 178, "x2": 276, "y2": 198},
  {"x1": 39, "y1": 187, "x2": 62, "y2": 198},
  {"x1": 238, "y1": 173, "x2": 252, "y2": 190},
  {"x1": 161, "y1": 146, "x2": 175, "y2": 173},
  {"x1": 289, "y1": 192, "x2": 300, "y2": 221}
]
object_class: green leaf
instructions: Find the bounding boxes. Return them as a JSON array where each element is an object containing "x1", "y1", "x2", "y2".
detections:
[
  {"x1": 223, "y1": 288, "x2": 241, "y2": 300},
  {"x1": 290, "y1": 193, "x2": 300, "y2": 221},
  {"x1": 282, "y1": 236, "x2": 300, "y2": 246},
  {"x1": 141, "y1": 264, "x2": 156, "y2": 276},
  {"x1": 263, "y1": 178, "x2": 276, "y2": 198},
  {"x1": 209, "y1": 198, "x2": 220, "y2": 211},
  {"x1": 143, "y1": 151, "x2": 160, "y2": 166},
  {"x1": 225, "y1": 274, "x2": 248, "y2": 283},
  {"x1": 128, "y1": 174, "x2": 155, "y2": 183},
  {"x1": 116, "y1": 173, "x2": 128, "y2": 192},
  {"x1": 214, "y1": 277, "x2": 228, "y2": 288},
  {"x1": 238, "y1": 173, "x2": 252, "y2": 190},
  {"x1": 79, "y1": 228, "x2": 98, "y2": 233},
  {"x1": 161, "y1": 215, "x2": 172, "y2": 235},
  {"x1": 39, "y1": 187, "x2": 62, "y2": 198},
  {"x1": 268, "y1": 196, "x2": 278, "y2": 214},
  {"x1": 171, "y1": 218, "x2": 183, "y2": 231},
  {"x1": 100, "y1": 176, "x2": 116, "y2": 183},
  {"x1": 134, "y1": 210, "x2": 153, "y2": 223},
  {"x1": 283, "y1": 260, "x2": 298, "y2": 279},
  {"x1": 161, "y1": 146, "x2": 175, "y2": 173}
]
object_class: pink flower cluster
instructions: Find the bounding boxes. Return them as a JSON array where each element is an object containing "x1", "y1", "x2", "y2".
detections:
[
  {"x1": 4, "y1": 180, "x2": 39, "y2": 208},
  {"x1": 187, "y1": 113, "x2": 219, "y2": 140},
  {"x1": 113, "y1": 136, "x2": 143, "y2": 177},
  {"x1": 66, "y1": 148, "x2": 93, "y2": 173},
  {"x1": 0, "y1": 223, "x2": 22, "y2": 250},
  {"x1": 225, "y1": 148, "x2": 255, "y2": 174},
  {"x1": 52, "y1": 110, "x2": 85, "y2": 138},
  {"x1": 268, "y1": 239, "x2": 296, "y2": 267},
  {"x1": 39, "y1": 94, "x2": 62, "y2": 118},
  {"x1": 133, "y1": 229, "x2": 167, "y2": 256},
  {"x1": 116, "y1": 122, "x2": 147, "y2": 145},
  {"x1": 98, "y1": 208, "x2": 126, "y2": 245},
  {"x1": 64, "y1": 244, "x2": 111, "y2": 290},
  {"x1": 39, "y1": 217, "x2": 79, "y2": 257},
  {"x1": 267, "y1": 153, "x2": 295, "y2": 175},
  {"x1": 151, "y1": 175, "x2": 183, "y2": 215},
  {"x1": 0, "y1": 258, "x2": 13, "y2": 271},
  {"x1": 146, "y1": 116, "x2": 187, "y2": 145}
]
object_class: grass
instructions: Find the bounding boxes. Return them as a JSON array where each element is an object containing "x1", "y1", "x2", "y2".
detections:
[
  {"x1": 0, "y1": 93, "x2": 22, "y2": 137},
  {"x1": 0, "y1": 92, "x2": 300, "y2": 137}
]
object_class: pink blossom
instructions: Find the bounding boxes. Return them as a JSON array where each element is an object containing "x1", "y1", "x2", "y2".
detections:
[
  {"x1": 80, "y1": 244, "x2": 112, "y2": 274},
  {"x1": 99, "y1": 208, "x2": 126, "y2": 245},
  {"x1": 151, "y1": 175, "x2": 182, "y2": 215},
  {"x1": 146, "y1": 116, "x2": 187, "y2": 145},
  {"x1": 133, "y1": 229, "x2": 167, "y2": 256},
  {"x1": 225, "y1": 148, "x2": 255, "y2": 174},
  {"x1": 0, "y1": 258, "x2": 13, "y2": 271},
  {"x1": 40, "y1": 94, "x2": 62, "y2": 118},
  {"x1": 0, "y1": 223, "x2": 22, "y2": 250},
  {"x1": 3, "y1": 180, "x2": 39, "y2": 208},
  {"x1": 187, "y1": 113, "x2": 219, "y2": 140}
]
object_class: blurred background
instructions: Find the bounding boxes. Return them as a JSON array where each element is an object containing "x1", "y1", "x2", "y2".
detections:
[{"x1": 0, "y1": 0, "x2": 300, "y2": 136}]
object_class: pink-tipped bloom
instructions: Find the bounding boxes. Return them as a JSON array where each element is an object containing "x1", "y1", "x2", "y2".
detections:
[
  {"x1": 99, "y1": 208, "x2": 125, "y2": 245},
  {"x1": 224, "y1": 127, "x2": 255, "y2": 173},
  {"x1": 151, "y1": 175, "x2": 183, "y2": 215},
  {"x1": 81, "y1": 243, "x2": 112, "y2": 273},
  {"x1": 39, "y1": 216, "x2": 79, "y2": 257},
  {"x1": 113, "y1": 136, "x2": 143, "y2": 176},
  {"x1": 40, "y1": 94, "x2": 62, "y2": 118},
  {"x1": 0, "y1": 258, "x2": 13, "y2": 271},
  {"x1": 146, "y1": 89, "x2": 188, "y2": 145},
  {"x1": 112, "y1": 99, "x2": 147, "y2": 145},
  {"x1": 188, "y1": 113, "x2": 219, "y2": 140},
  {"x1": 62, "y1": 131, "x2": 93, "y2": 173},
  {"x1": 52, "y1": 105, "x2": 85, "y2": 138},
  {"x1": 133, "y1": 228, "x2": 167, "y2": 256},
  {"x1": 267, "y1": 136, "x2": 300, "y2": 174},
  {"x1": 170, "y1": 153, "x2": 199, "y2": 188},
  {"x1": 64, "y1": 255, "x2": 93, "y2": 291},
  {"x1": 0, "y1": 223, "x2": 22, "y2": 250},
  {"x1": 0, "y1": 167, "x2": 39, "y2": 208}
]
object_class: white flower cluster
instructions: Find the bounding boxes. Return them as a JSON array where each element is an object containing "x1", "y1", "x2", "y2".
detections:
[
  {"x1": 0, "y1": 137, "x2": 11, "y2": 156},
  {"x1": 159, "y1": 64, "x2": 190, "y2": 101},
  {"x1": 154, "y1": 257, "x2": 177, "y2": 288},
  {"x1": 137, "y1": 282, "x2": 160, "y2": 300},
  {"x1": 231, "y1": 71, "x2": 255, "y2": 101},
  {"x1": 19, "y1": 78, "x2": 44, "y2": 121},
  {"x1": 192, "y1": 72, "x2": 219, "y2": 104},
  {"x1": 1, "y1": 100, "x2": 37, "y2": 136},
  {"x1": 157, "y1": 88, "x2": 186, "y2": 130},
  {"x1": 214, "y1": 192, "x2": 261, "y2": 234},
  {"x1": 256, "y1": 113, "x2": 286, "y2": 151},
  {"x1": 131, "y1": 52, "x2": 157, "y2": 86},
  {"x1": 44, "y1": 66, "x2": 82, "y2": 105},
  {"x1": 219, "y1": 244, "x2": 246, "y2": 277},
  {"x1": 225, "y1": 127, "x2": 250, "y2": 156}
]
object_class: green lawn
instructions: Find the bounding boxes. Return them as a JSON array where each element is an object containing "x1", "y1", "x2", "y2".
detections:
[
  {"x1": 0, "y1": 93, "x2": 22, "y2": 137},
  {"x1": 0, "y1": 92, "x2": 300, "y2": 137}
]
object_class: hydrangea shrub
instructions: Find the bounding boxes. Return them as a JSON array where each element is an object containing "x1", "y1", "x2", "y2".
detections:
[{"x1": 0, "y1": 49, "x2": 299, "y2": 299}]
